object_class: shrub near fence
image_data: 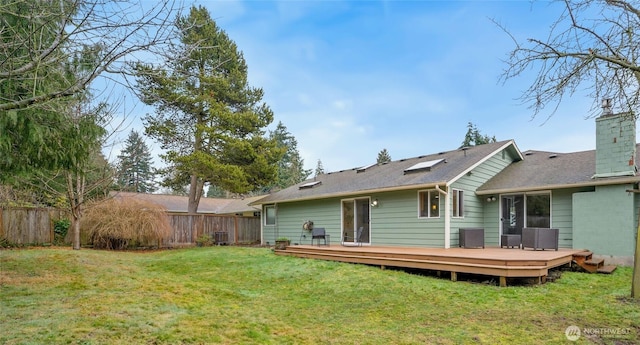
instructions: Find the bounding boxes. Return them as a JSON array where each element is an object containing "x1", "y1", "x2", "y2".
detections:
[
  {"x1": 167, "y1": 213, "x2": 260, "y2": 247},
  {"x1": 0, "y1": 208, "x2": 67, "y2": 245}
]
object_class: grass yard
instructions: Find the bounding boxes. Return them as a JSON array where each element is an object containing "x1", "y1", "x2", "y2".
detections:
[{"x1": 1, "y1": 247, "x2": 638, "y2": 345}]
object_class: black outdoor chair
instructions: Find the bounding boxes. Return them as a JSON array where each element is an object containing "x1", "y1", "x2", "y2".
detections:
[
  {"x1": 311, "y1": 227, "x2": 330, "y2": 246},
  {"x1": 341, "y1": 227, "x2": 364, "y2": 246}
]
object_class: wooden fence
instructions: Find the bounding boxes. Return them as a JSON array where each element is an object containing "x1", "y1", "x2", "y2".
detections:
[
  {"x1": 0, "y1": 208, "x2": 67, "y2": 245},
  {"x1": 167, "y1": 213, "x2": 261, "y2": 247},
  {"x1": 0, "y1": 208, "x2": 261, "y2": 247}
]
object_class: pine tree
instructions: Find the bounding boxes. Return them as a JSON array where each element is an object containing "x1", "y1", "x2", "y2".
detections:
[
  {"x1": 460, "y1": 122, "x2": 496, "y2": 148},
  {"x1": 116, "y1": 131, "x2": 156, "y2": 193},
  {"x1": 206, "y1": 184, "x2": 226, "y2": 198},
  {"x1": 315, "y1": 159, "x2": 325, "y2": 176},
  {"x1": 135, "y1": 6, "x2": 283, "y2": 213},
  {"x1": 269, "y1": 122, "x2": 311, "y2": 189},
  {"x1": 377, "y1": 148, "x2": 392, "y2": 163}
]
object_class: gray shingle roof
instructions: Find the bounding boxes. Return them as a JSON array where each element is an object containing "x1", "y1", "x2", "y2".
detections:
[
  {"x1": 254, "y1": 140, "x2": 518, "y2": 204},
  {"x1": 110, "y1": 192, "x2": 261, "y2": 214},
  {"x1": 477, "y1": 144, "x2": 640, "y2": 194},
  {"x1": 218, "y1": 195, "x2": 263, "y2": 214}
]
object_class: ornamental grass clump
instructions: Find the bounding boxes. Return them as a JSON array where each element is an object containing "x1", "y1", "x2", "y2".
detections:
[{"x1": 82, "y1": 197, "x2": 172, "y2": 250}]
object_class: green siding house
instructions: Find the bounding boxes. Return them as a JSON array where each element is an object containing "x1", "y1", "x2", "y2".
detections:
[{"x1": 254, "y1": 112, "x2": 639, "y2": 265}]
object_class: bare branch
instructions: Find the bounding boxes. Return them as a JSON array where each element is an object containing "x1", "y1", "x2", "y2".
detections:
[
  {"x1": 499, "y1": 0, "x2": 640, "y2": 119},
  {"x1": 0, "y1": 0, "x2": 182, "y2": 112}
]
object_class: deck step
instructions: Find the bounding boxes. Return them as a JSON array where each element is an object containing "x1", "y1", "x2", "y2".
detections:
[
  {"x1": 572, "y1": 251, "x2": 593, "y2": 258},
  {"x1": 597, "y1": 265, "x2": 617, "y2": 274},
  {"x1": 585, "y1": 258, "x2": 604, "y2": 266}
]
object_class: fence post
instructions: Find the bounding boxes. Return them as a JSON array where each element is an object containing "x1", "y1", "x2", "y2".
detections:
[
  {"x1": 0, "y1": 208, "x2": 4, "y2": 240},
  {"x1": 234, "y1": 216, "x2": 238, "y2": 244}
]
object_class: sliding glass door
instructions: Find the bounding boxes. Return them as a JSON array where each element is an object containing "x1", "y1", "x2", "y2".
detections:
[
  {"x1": 342, "y1": 198, "x2": 371, "y2": 244},
  {"x1": 501, "y1": 193, "x2": 551, "y2": 234}
]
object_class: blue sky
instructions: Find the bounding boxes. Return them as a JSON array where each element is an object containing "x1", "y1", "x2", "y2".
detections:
[{"x1": 120, "y1": 1, "x2": 608, "y2": 173}]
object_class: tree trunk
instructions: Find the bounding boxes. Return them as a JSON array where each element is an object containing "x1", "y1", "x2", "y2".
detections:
[
  {"x1": 187, "y1": 174, "x2": 204, "y2": 214},
  {"x1": 632, "y1": 208, "x2": 640, "y2": 298},
  {"x1": 67, "y1": 171, "x2": 85, "y2": 250},
  {"x1": 72, "y1": 214, "x2": 81, "y2": 250}
]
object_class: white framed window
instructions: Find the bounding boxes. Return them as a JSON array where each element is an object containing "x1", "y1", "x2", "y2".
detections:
[
  {"x1": 452, "y1": 189, "x2": 464, "y2": 218},
  {"x1": 418, "y1": 190, "x2": 440, "y2": 218},
  {"x1": 525, "y1": 193, "x2": 551, "y2": 228},
  {"x1": 264, "y1": 205, "x2": 276, "y2": 225}
]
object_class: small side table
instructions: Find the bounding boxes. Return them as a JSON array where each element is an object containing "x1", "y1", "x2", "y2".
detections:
[
  {"x1": 459, "y1": 228, "x2": 485, "y2": 248},
  {"x1": 501, "y1": 234, "x2": 521, "y2": 248}
]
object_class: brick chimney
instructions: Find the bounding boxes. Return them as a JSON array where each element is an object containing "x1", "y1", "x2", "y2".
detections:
[{"x1": 593, "y1": 102, "x2": 637, "y2": 178}]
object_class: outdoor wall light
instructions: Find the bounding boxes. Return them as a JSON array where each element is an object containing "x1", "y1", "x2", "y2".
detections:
[
  {"x1": 371, "y1": 199, "x2": 379, "y2": 207},
  {"x1": 486, "y1": 196, "x2": 497, "y2": 202}
]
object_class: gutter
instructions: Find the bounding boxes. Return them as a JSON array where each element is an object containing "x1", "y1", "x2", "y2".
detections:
[
  {"x1": 251, "y1": 181, "x2": 449, "y2": 205},
  {"x1": 475, "y1": 175, "x2": 640, "y2": 196}
]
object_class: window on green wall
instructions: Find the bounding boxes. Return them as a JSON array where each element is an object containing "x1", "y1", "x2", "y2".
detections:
[
  {"x1": 418, "y1": 190, "x2": 440, "y2": 218},
  {"x1": 452, "y1": 189, "x2": 464, "y2": 218},
  {"x1": 526, "y1": 194, "x2": 550, "y2": 228},
  {"x1": 265, "y1": 205, "x2": 276, "y2": 225}
]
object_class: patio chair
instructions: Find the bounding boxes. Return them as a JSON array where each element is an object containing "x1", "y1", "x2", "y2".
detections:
[
  {"x1": 341, "y1": 227, "x2": 364, "y2": 246},
  {"x1": 522, "y1": 228, "x2": 558, "y2": 251},
  {"x1": 311, "y1": 227, "x2": 330, "y2": 246}
]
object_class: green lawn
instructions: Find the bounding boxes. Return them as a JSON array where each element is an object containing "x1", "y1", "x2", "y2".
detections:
[{"x1": 1, "y1": 247, "x2": 638, "y2": 344}]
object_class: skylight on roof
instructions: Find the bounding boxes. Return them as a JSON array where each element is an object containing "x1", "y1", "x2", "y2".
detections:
[
  {"x1": 298, "y1": 181, "x2": 321, "y2": 189},
  {"x1": 404, "y1": 159, "x2": 445, "y2": 174},
  {"x1": 356, "y1": 163, "x2": 376, "y2": 173}
]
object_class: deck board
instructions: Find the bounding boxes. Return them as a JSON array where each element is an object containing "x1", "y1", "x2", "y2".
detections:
[{"x1": 276, "y1": 245, "x2": 584, "y2": 286}]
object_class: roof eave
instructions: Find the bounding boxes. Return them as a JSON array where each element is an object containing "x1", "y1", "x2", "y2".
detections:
[
  {"x1": 476, "y1": 175, "x2": 640, "y2": 195},
  {"x1": 251, "y1": 181, "x2": 449, "y2": 205}
]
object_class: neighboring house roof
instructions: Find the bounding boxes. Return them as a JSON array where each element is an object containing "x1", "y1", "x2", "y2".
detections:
[
  {"x1": 477, "y1": 144, "x2": 640, "y2": 195},
  {"x1": 254, "y1": 140, "x2": 520, "y2": 205},
  {"x1": 110, "y1": 192, "x2": 262, "y2": 214},
  {"x1": 218, "y1": 195, "x2": 264, "y2": 214}
]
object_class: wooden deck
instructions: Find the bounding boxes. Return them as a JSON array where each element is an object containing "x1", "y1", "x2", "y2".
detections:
[{"x1": 275, "y1": 245, "x2": 586, "y2": 286}]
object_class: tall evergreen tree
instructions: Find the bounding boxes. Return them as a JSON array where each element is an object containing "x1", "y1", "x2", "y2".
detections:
[
  {"x1": 16, "y1": 98, "x2": 111, "y2": 250},
  {"x1": 205, "y1": 184, "x2": 227, "y2": 198},
  {"x1": 460, "y1": 122, "x2": 496, "y2": 148},
  {"x1": 116, "y1": 131, "x2": 156, "y2": 193},
  {"x1": 315, "y1": 159, "x2": 325, "y2": 176},
  {"x1": 135, "y1": 6, "x2": 284, "y2": 213},
  {"x1": 0, "y1": 1, "x2": 112, "y2": 250},
  {"x1": 269, "y1": 122, "x2": 311, "y2": 189},
  {"x1": 377, "y1": 148, "x2": 392, "y2": 163},
  {"x1": 0, "y1": 0, "x2": 90, "y2": 173}
]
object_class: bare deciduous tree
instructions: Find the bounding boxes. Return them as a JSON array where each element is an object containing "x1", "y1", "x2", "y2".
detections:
[
  {"x1": 0, "y1": 0, "x2": 179, "y2": 112},
  {"x1": 499, "y1": 0, "x2": 640, "y2": 120}
]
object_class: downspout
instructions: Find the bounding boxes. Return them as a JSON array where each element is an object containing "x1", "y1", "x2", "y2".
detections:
[
  {"x1": 435, "y1": 185, "x2": 448, "y2": 196},
  {"x1": 436, "y1": 185, "x2": 451, "y2": 249},
  {"x1": 260, "y1": 204, "x2": 265, "y2": 245},
  {"x1": 274, "y1": 202, "x2": 279, "y2": 244}
]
